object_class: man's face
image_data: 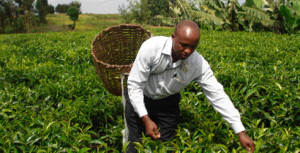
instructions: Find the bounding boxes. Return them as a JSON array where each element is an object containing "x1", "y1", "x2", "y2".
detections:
[{"x1": 171, "y1": 31, "x2": 199, "y2": 61}]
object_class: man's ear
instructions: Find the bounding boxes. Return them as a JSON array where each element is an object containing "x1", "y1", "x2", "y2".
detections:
[{"x1": 172, "y1": 33, "x2": 175, "y2": 40}]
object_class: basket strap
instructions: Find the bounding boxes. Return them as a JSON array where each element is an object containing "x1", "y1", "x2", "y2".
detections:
[{"x1": 121, "y1": 73, "x2": 129, "y2": 145}]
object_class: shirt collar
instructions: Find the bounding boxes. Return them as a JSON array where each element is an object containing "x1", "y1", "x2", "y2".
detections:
[
  {"x1": 163, "y1": 37, "x2": 187, "y2": 68},
  {"x1": 162, "y1": 37, "x2": 172, "y2": 55}
]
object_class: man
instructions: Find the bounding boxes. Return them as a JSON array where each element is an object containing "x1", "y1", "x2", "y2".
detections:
[{"x1": 125, "y1": 20, "x2": 255, "y2": 152}]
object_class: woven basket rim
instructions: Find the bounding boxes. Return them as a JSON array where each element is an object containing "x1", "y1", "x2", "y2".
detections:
[
  {"x1": 91, "y1": 24, "x2": 152, "y2": 68},
  {"x1": 91, "y1": 51, "x2": 133, "y2": 68}
]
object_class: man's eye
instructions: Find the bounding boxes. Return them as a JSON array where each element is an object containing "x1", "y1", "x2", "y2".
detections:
[
  {"x1": 181, "y1": 43, "x2": 196, "y2": 49},
  {"x1": 180, "y1": 43, "x2": 188, "y2": 47}
]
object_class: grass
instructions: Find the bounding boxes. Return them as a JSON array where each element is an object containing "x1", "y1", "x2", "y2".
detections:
[
  {"x1": 31, "y1": 14, "x2": 124, "y2": 33},
  {"x1": 0, "y1": 15, "x2": 299, "y2": 152}
]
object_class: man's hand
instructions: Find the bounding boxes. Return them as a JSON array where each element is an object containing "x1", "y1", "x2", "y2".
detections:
[
  {"x1": 142, "y1": 115, "x2": 161, "y2": 139},
  {"x1": 238, "y1": 131, "x2": 255, "y2": 153}
]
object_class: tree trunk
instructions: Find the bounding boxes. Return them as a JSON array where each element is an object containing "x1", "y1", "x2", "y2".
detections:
[
  {"x1": 249, "y1": 22, "x2": 253, "y2": 32},
  {"x1": 73, "y1": 20, "x2": 76, "y2": 30}
]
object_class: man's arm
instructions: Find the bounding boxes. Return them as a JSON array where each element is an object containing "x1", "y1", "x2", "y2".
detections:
[
  {"x1": 127, "y1": 39, "x2": 153, "y2": 117},
  {"x1": 195, "y1": 56, "x2": 255, "y2": 151},
  {"x1": 127, "y1": 38, "x2": 160, "y2": 139}
]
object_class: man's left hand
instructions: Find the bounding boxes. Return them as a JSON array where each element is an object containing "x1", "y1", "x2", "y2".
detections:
[{"x1": 238, "y1": 131, "x2": 255, "y2": 153}]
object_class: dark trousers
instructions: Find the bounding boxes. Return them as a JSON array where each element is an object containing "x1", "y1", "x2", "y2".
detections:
[{"x1": 124, "y1": 89, "x2": 180, "y2": 153}]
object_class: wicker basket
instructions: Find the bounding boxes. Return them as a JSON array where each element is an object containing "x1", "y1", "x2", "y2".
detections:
[{"x1": 91, "y1": 24, "x2": 152, "y2": 96}]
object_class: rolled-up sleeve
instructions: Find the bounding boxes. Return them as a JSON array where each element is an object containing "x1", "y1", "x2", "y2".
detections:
[{"x1": 195, "y1": 57, "x2": 245, "y2": 134}]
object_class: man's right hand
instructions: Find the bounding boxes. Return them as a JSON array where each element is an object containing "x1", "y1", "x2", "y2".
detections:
[{"x1": 142, "y1": 115, "x2": 161, "y2": 139}]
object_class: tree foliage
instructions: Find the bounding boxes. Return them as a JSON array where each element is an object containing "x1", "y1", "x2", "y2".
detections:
[
  {"x1": 119, "y1": 0, "x2": 299, "y2": 33},
  {"x1": 0, "y1": 0, "x2": 74, "y2": 33},
  {"x1": 118, "y1": 0, "x2": 150, "y2": 24},
  {"x1": 66, "y1": 6, "x2": 79, "y2": 30},
  {"x1": 118, "y1": 0, "x2": 174, "y2": 25},
  {"x1": 55, "y1": 1, "x2": 81, "y2": 14},
  {"x1": 279, "y1": 0, "x2": 300, "y2": 33},
  {"x1": 36, "y1": 0, "x2": 48, "y2": 23},
  {"x1": 70, "y1": 1, "x2": 81, "y2": 13},
  {"x1": 0, "y1": 0, "x2": 40, "y2": 33},
  {"x1": 55, "y1": 4, "x2": 69, "y2": 13},
  {"x1": 241, "y1": 0, "x2": 271, "y2": 32},
  {"x1": 47, "y1": 5, "x2": 55, "y2": 14}
]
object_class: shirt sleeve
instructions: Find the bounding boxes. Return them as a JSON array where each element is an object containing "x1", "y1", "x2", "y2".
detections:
[
  {"x1": 195, "y1": 57, "x2": 245, "y2": 134},
  {"x1": 127, "y1": 39, "x2": 154, "y2": 118}
]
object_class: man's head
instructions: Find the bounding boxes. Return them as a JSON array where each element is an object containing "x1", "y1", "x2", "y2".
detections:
[{"x1": 172, "y1": 20, "x2": 200, "y2": 62}]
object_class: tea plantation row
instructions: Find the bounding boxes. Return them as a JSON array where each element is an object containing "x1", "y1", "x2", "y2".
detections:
[{"x1": 0, "y1": 28, "x2": 299, "y2": 152}]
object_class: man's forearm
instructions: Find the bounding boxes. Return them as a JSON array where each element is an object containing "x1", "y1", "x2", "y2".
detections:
[
  {"x1": 127, "y1": 87, "x2": 148, "y2": 117},
  {"x1": 141, "y1": 115, "x2": 151, "y2": 124}
]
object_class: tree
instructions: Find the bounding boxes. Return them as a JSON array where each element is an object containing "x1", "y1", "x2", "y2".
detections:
[
  {"x1": 55, "y1": 4, "x2": 69, "y2": 13},
  {"x1": 13, "y1": 0, "x2": 35, "y2": 33},
  {"x1": 279, "y1": 1, "x2": 300, "y2": 34},
  {"x1": 172, "y1": 0, "x2": 192, "y2": 20},
  {"x1": 148, "y1": 0, "x2": 169, "y2": 17},
  {"x1": 118, "y1": 0, "x2": 150, "y2": 24},
  {"x1": 117, "y1": 0, "x2": 299, "y2": 33},
  {"x1": 0, "y1": 0, "x2": 43, "y2": 33},
  {"x1": 55, "y1": 1, "x2": 81, "y2": 14},
  {"x1": 147, "y1": 0, "x2": 172, "y2": 25},
  {"x1": 36, "y1": 0, "x2": 48, "y2": 23},
  {"x1": 23, "y1": 0, "x2": 35, "y2": 32},
  {"x1": 136, "y1": 0, "x2": 151, "y2": 24},
  {"x1": 47, "y1": 4, "x2": 55, "y2": 14},
  {"x1": 0, "y1": 0, "x2": 10, "y2": 33},
  {"x1": 66, "y1": 6, "x2": 79, "y2": 30},
  {"x1": 226, "y1": 0, "x2": 242, "y2": 31},
  {"x1": 148, "y1": 0, "x2": 191, "y2": 26},
  {"x1": 170, "y1": 0, "x2": 241, "y2": 30},
  {"x1": 69, "y1": 1, "x2": 81, "y2": 13},
  {"x1": 118, "y1": 4, "x2": 134, "y2": 23},
  {"x1": 0, "y1": 1, "x2": 7, "y2": 33},
  {"x1": 241, "y1": 0, "x2": 271, "y2": 32},
  {"x1": 264, "y1": 0, "x2": 300, "y2": 33}
]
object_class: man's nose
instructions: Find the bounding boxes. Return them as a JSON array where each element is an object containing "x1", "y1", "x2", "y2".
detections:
[{"x1": 184, "y1": 48, "x2": 192, "y2": 55}]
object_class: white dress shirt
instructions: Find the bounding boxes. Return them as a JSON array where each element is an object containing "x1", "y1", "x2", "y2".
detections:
[{"x1": 127, "y1": 36, "x2": 245, "y2": 134}]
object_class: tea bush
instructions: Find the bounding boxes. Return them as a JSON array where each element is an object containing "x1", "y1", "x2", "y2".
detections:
[{"x1": 0, "y1": 29, "x2": 299, "y2": 152}]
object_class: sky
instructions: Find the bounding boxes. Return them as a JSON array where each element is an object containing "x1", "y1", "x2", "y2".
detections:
[
  {"x1": 48, "y1": 0, "x2": 246, "y2": 14},
  {"x1": 48, "y1": 0, "x2": 129, "y2": 14}
]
